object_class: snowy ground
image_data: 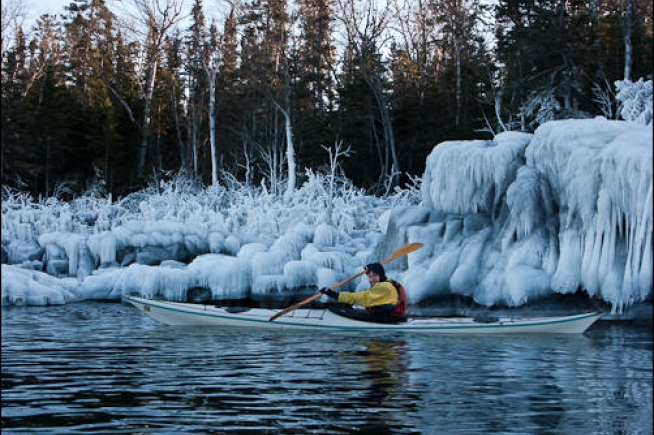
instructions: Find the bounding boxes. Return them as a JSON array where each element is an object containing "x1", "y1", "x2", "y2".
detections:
[{"x1": 2, "y1": 117, "x2": 652, "y2": 316}]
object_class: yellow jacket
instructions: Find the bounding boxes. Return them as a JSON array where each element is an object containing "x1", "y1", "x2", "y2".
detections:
[{"x1": 337, "y1": 281, "x2": 398, "y2": 307}]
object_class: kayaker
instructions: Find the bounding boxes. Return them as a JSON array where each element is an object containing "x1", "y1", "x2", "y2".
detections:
[{"x1": 320, "y1": 262, "x2": 407, "y2": 322}]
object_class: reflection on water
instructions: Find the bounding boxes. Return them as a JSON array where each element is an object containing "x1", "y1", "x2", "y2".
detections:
[
  {"x1": 360, "y1": 339, "x2": 408, "y2": 405},
  {"x1": 347, "y1": 339, "x2": 416, "y2": 433},
  {"x1": 1, "y1": 302, "x2": 652, "y2": 435}
]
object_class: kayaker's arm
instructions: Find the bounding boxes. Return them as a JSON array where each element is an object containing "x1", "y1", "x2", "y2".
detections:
[{"x1": 322, "y1": 283, "x2": 398, "y2": 307}]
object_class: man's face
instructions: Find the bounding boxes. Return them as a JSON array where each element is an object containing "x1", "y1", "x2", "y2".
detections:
[{"x1": 367, "y1": 271, "x2": 380, "y2": 286}]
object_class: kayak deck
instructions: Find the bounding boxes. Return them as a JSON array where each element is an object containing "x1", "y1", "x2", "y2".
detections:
[{"x1": 123, "y1": 295, "x2": 603, "y2": 334}]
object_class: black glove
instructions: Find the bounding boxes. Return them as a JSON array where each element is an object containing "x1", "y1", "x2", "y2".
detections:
[{"x1": 320, "y1": 287, "x2": 340, "y2": 300}]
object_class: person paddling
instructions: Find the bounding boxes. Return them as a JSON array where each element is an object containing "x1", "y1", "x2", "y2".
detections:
[{"x1": 320, "y1": 262, "x2": 407, "y2": 323}]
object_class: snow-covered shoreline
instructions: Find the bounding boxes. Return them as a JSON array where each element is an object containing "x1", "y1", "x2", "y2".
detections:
[{"x1": 2, "y1": 118, "x2": 652, "y2": 316}]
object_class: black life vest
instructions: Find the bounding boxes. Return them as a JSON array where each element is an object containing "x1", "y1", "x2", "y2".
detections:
[{"x1": 366, "y1": 279, "x2": 407, "y2": 318}]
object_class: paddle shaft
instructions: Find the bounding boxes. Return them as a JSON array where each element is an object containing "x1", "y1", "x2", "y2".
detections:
[{"x1": 268, "y1": 242, "x2": 423, "y2": 321}]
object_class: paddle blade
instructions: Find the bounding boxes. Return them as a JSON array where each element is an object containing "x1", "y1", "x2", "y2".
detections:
[{"x1": 379, "y1": 242, "x2": 424, "y2": 265}]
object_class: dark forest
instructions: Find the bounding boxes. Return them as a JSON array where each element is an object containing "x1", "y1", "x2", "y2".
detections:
[{"x1": 2, "y1": 0, "x2": 652, "y2": 198}]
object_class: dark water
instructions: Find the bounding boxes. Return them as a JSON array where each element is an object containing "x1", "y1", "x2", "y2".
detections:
[{"x1": 1, "y1": 302, "x2": 652, "y2": 435}]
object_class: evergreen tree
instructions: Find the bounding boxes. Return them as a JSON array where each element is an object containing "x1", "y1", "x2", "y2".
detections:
[
  {"x1": 295, "y1": 0, "x2": 336, "y2": 114},
  {"x1": 60, "y1": 0, "x2": 122, "y2": 192},
  {"x1": 493, "y1": 0, "x2": 637, "y2": 129},
  {"x1": 239, "y1": 0, "x2": 293, "y2": 194},
  {"x1": 335, "y1": 0, "x2": 400, "y2": 191},
  {"x1": 291, "y1": 0, "x2": 337, "y2": 173}
]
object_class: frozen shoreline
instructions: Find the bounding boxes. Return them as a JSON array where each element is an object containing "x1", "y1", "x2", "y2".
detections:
[{"x1": 2, "y1": 118, "x2": 652, "y2": 315}]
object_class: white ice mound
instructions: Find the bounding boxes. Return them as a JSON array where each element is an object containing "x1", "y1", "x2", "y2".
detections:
[
  {"x1": 1, "y1": 264, "x2": 77, "y2": 305},
  {"x1": 403, "y1": 118, "x2": 652, "y2": 312},
  {"x1": 422, "y1": 131, "x2": 532, "y2": 215}
]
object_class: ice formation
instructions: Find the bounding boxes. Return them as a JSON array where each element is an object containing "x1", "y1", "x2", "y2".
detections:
[
  {"x1": 1, "y1": 118, "x2": 651, "y2": 313},
  {"x1": 402, "y1": 117, "x2": 652, "y2": 311}
]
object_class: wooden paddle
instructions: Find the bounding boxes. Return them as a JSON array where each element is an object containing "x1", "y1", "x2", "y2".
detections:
[{"x1": 268, "y1": 242, "x2": 424, "y2": 321}]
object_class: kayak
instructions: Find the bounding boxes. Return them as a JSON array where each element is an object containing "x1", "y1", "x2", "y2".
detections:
[{"x1": 123, "y1": 295, "x2": 603, "y2": 334}]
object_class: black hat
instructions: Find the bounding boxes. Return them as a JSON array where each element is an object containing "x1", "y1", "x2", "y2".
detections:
[{"x1": 365, "y1": 263, "x2": 386, "y2": 280}]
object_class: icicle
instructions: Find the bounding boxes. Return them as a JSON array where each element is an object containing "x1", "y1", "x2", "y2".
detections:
[
  {"x1": 552, "y1": 230, "x2": 582, "y2": 293},
  {"x1": 580, "y1": 229, "x2": 602, "y2": 297},
  {"x1": 99, "y1": 234, "x2": 117, "y2": 266}
]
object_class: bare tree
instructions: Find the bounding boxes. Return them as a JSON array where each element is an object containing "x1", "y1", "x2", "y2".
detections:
[
  {"x1": 592, "y1": 79, "x2": 617, "y2": 119},
  {"x1": 267, "y1": 0, "x2": 296, "y2": 201},
  {"x1": 619, "y1": 0, "x2": 652, "y2": 80},
  {"x1": 1, "y1": 0, "x2": 27, "y2": 54},
  {"x1": 204, "y1": 34, "x2": 220, "y2": 185},
  {"x1": 267, "y1": 23, "x2": 297, "y2": 202},
  {"x1": 322, "y1": 140, "x2": 351, "y2": 225},
  {"x1": 390, "y1": 0, "x2": 438, "y2": 104},
  {"x1": 202, "y1": 4, "x2": 238, "y2": 186},
  {"x1": 107, "y1": 0, "x2": 187, "y2": 177}
]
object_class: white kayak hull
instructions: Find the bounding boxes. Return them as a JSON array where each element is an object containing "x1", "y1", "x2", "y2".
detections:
[{"x1": 124, "y1": 296, "x2": 602, "y2": 334}]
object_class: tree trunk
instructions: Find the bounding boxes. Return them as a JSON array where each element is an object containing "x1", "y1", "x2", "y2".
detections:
[
  {"x1": 270, "y1": 95, "x2": 296, "y2": 200},
  {"x1": 45, "y1": 139, "x2": 51, "y2": 196},
  {"x1": 208, "y1": 66, "x2": 218, "y2": 185},
  {"x1": 455, "y1": 39, "x2": 462, "y2": 127},
  {"x1": 169, "y1": 80, "x2": 186, "y2": 173},
  {"x1": 138, "y1": 56, "x2": 158, "y2": 177},
  {"x1": 366, "y1": 75, "x2": 400, "y2": 188},
  {"x1": 283, "y1": 107, "x2": 295, "y2": 200},
  {"x1": 191, "y1": 106, "x2": 198, "y2": 176},
  {"x1": 623, "y1": 0, "x2": 633, "y2": 80}
]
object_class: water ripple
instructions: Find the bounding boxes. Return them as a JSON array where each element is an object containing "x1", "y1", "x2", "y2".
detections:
[{"x1": 2, "y1": 302, "x2": 651, "y2": 435}]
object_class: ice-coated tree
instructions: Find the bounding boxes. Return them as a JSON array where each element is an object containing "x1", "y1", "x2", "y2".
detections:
[{"x1": 615, "y1": 79, "x2": 653, "y2": 125}]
